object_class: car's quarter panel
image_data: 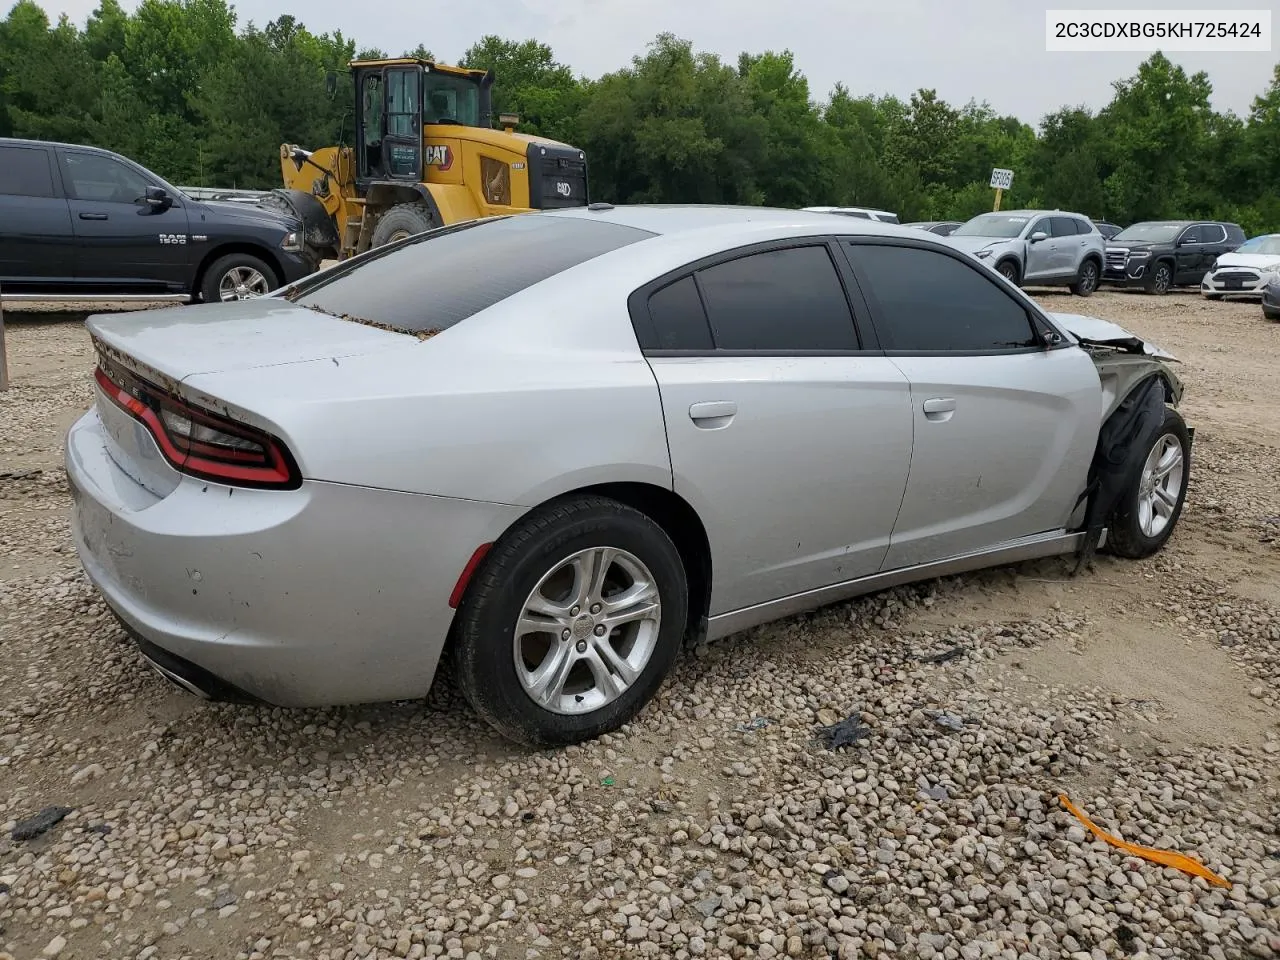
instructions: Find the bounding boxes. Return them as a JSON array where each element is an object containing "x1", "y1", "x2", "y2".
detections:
[
  {"x1": 880, "y1": 351, "x2": 1101, "y2": 567},
  {"x1": 66, "y1": 403, "x2": 525, "y2": 706},
  {"x1": 649, "y1": 355, "x2": 913, "y2": 614}
]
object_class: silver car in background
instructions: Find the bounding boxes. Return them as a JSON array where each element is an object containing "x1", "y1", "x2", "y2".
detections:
[
  {"x1": 66, "y1": 205, "x2": 1191, "y2": 746},
  {"x1": 944, "y1": 210, "x2": 1106, "y2": 295}
]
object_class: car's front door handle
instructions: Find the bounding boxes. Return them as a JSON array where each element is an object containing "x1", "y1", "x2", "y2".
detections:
[
  {"x1": 78, "y1": 212, "x2": 108, "y2": 220},
  {"x1": 689, "y1": 401, "x2": 737, "y2": 429},
  {"x1": 923, "y1": 397, "x2": 956, "y2": 421}
]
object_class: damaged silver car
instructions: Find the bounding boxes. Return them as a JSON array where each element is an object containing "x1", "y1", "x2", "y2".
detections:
[{"x1": 65, "y1": 207, "x2": 1190, "y2": 746}]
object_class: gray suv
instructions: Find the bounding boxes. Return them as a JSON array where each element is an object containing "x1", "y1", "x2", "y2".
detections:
[{"x1": 943, "y1": 210, "x2": 1106, "y2": 296}]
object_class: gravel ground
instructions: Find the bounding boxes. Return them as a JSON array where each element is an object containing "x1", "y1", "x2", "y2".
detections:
[{"x1": 1, "y1": 290, "x2": 1278, "y2": 960}]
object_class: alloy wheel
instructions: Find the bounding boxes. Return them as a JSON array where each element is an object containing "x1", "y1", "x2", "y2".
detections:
[
  {"x1": 513, "y1": 546, "x2": 662, "y2": 715},
  {"x1": 1137, "y1": 433, "x2": 1184, "y2": 538},
  {"x1": 218, "y1": 266, "x2": 270, "y2": 301}
]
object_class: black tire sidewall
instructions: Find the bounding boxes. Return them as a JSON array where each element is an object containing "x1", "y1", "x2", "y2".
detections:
[
  {"x1": 1073, "y1": 259, "x2": 1099, "y2": 296},
  {"x1": 998, "y1": 261, "x2": 1019, "y2": 284},
  {"x1": 200, "y1": 253, "x2": 279, "y2": 303},
  {"x1": 370, "y1": 204, "x2": 436, "y2": 248},
  {"x1": 454, "y1": 500, "x2": 688, "y2": 746},
  {"x1": 1146, "y1": 262, "x2": 1172, "y2": 295},
  {"x1": 1108, "y1": 408, "x2": 1191, "y2": 558}
]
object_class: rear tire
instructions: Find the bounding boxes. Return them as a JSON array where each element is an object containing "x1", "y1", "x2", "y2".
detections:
[
  {"x1": 452, "y1": 496, "x2": 688, "y2": 747},
  {"x1": 369, "y1": 203, "x2": 437, "y2": 248},
  {"x1": 199, "y1": 253, "x2": 279, "y2": 303},
  {"x1": 996, "y1": 260, "x2": 1020, "y2": 285},
  {"x1": 1070, "y1": 258, "x2": 1100, "y2": 297},
  {"x1": 1143, "y1": 261, "x2": 1174, "y2": 295},
  {"x1": 1262, "y1": 307, "x2": 1279, "y2": 321},
  {"x1": 1105, "y1": 407, "x2": 1190, "y2": 559}
]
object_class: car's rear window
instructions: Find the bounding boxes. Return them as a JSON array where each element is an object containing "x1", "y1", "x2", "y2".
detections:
[{"x1": 288, "y1": 214, "x2": 655, "y2": 334}]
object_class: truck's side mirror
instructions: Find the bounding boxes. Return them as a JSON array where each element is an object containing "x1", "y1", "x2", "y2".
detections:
[
  {"x1": 325, "y1": 71, "x2": 338, "y2": 99},
  {"x1": 139, "y1": 186, "x2": 171, "y2": 211}
]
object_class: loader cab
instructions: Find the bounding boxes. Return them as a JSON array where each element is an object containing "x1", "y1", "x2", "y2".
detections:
[{"x1": 352, "y1": 57, "x2": 494, "y2": 185}]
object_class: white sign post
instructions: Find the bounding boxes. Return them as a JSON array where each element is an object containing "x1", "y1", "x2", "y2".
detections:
[{"x1": 989, "y1": 168, "x2": 1014, "y2": 211}]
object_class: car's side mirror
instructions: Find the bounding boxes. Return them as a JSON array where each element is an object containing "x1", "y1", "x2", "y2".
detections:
[
  {"x1": 139, "y1": 186, "x2": 171, "y2": 211},
  {"x1": 1029, "y1": 231, "x2": 1048, "y2": 243}
]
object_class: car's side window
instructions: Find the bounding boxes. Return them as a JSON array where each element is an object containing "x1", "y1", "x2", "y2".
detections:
[
  {"x1": 1050, "y1": 217, "x2": 1078, "y2": 238},
  {"x1": 1028, "y1": 218, "x2": 1050, "y2": 238},
  {"x1": 1071, "y1": 218, "x2": 1093, "y2": 235},
  {"x1": 60, "y1": 152, "x2": 152, "y2": 204},
  {"x1": 693, "y1": 245, "x2": 860, "y2": 352},
  {"x1": 1201, "y1": 223, "x2": 1227, "y2": 244},
  {"x1": 645, "y1": 275, "x2": 714, "y2": 351},
  {"x1": 0, "y1": 146, "x2": 56, "y2": 198},
  {"x1": 1179, "y1": 225, "x2": 1204, "y2": 244},
  {"x1": 845, "y1": 242, "x2": 1040, "y2": 353}
]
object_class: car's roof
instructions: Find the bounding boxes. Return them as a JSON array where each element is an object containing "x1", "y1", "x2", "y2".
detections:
[
  {"x1": 0, "y1": 136, "x2": 115, "y2": 156},
  {"x1": 803, "y1": 205, "x2": 897, "y2": 215},
  {"x1": 974, "y1": 209, "x2": 1088, "y2": 218},
  {"x1": 541, "y1": 203, "x2": 917, "y2": 237}
]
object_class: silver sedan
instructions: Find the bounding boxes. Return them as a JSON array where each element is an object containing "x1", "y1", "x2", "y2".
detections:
[{"x1": 66, "y1": 205, "x2": 1192, "y2": 745}]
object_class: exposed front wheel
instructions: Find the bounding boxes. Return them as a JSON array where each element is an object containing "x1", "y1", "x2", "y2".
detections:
[
  {"x1": 1070, "y1": 259, "x2": 1100, "y2": 297},
  {"x1": 996, "y1": 260, "x2": 1020, "y2": 284},
  {"x1": 1144, "y1": 261, "x2": 1173, "y2": 295},
  {"x1": 200, "y1": 253, "x2": 279, "y2": 303},
  {"x1": 452, "y1": 496, "x2": 688, "y2": 746},
  {"x1": 1106, "y1": 407, "x2": 1190, "y2": 559}
]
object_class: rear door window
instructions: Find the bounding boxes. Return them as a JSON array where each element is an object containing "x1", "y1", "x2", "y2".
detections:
[
  {"x1": 694, "y1": 245, "x2": 859, "y2": 351},
  {"x1": 645, "y1": 276, "x2": 713, "y2": 350},
  {"x1": 289, "y1": 215, "x2": 655, "y2": 333},
  {"x1": 0, "y1": 145, "x2": 56, "y2": 198}
]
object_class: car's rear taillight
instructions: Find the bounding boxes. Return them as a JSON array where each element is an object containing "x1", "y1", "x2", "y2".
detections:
[{"x1": 94, "y1": 360, "x2": 300, "y2": 489}]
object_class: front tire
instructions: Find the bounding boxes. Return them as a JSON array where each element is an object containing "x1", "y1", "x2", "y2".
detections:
[
  {"x1": 1070, "y1": 258, "x2": 1100, "y2": 297},
  {"x1": 452, "y1": 496, "x2": 689, "y2": 746},
  {"x1": 1106, "y1": 407, "x2": 1190, "y2": 559},
  {"x1": 200, "y1": 253, "x2": 279, "y2": 303},
  {"x1": 996, "y1": 260, "x2": 1020, "y2": 285},
  {"x1": 1262, "y1": 307, "x2": 1279, "y2": 321},
  {"x1": 369, "y1": 203, "x2": 437, "y2": 248},
  {"x1": 1144, "y1": 261, "x2": 1173, "y2": 295}
]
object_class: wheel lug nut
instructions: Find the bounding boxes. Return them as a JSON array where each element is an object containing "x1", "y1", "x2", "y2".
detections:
[
  {"x1": 590, "y1": 603, "x2": 601, "y2": 614},
  {"x1": 575, "y1": 640, "x2": 587, "y2": 653},
  {"x1": 570, "y1": 605, "x2": 580, "y2": 616},
  {"x1": 594, "y1": 625, "x2": 607, "y2": 636},
  {"x1": 561, "y1": 629, "x2": 571, "y2": 640}
]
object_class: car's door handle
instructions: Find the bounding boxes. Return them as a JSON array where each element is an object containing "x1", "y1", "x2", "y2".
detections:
[
  {"x1": 78, "y1": 213, "x2": 108, "y2": 220},
  {"x1": 689, "y1": 401, "x2": 737, "y2": 428},
  {"x1": 923, "y1": 397, "x2": 956, "y2": 421}
]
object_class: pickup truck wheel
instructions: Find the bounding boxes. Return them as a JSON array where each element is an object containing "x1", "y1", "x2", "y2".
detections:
[
  {"x1": 1143, "y1": 261, "x2": 1173, "y2": 295},
  {"x1": 1106, "y1": 407, "x2": 1190, "y2": 559},
  {"x1": 1070, "y1": 258, "x2": 1099, "y2": 297},
  {"x1": 996, "y1": 260, "x2": 1020, "y2": 284},
  {"x1": 200, "y1": 253, "x2": 279, "y2": 303},
  {"x1": 370, "y1": 203, "x2": 437, "y2": 248}
]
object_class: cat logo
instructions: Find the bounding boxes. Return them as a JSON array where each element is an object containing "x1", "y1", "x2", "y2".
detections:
[
  {"x1": 425, "y1": 144, "x2": 452, "y2": 171},
  {"x1": 555, "y1": 181, "x2": 572, "y2": 198}
]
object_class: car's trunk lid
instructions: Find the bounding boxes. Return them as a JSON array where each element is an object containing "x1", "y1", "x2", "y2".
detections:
[{"x1": 87, "y1": 298, "x2": 411, "y2": 391}]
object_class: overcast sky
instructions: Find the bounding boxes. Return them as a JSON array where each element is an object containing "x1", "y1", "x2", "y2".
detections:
[{"x1": 34, "y1": 0, "x2": 1278, "y2": 126}]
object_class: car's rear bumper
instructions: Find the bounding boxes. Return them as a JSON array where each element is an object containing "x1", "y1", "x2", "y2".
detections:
[{"x1": 65, "y1": 407, "x2": 524, "y2": 707}]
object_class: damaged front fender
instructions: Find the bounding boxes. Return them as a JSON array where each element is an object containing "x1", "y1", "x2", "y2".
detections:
[{"x1": 1049, "y1": 311, "x2": 1184, "y2": 417}]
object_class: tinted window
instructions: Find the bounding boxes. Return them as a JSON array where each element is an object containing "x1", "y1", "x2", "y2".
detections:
[
  {"x1": 290, "y1": 215, "x2": 654, "y2": 333},
  {"x1": 1050, "y1": 217, "x2": 1078, "y2": 238},
  {"x1": 1028, "y1": 218, "x2": 1051, "y2": 238},
  {"x1": 847, "y1": 243, "x2": 1038, "y2": 352},
  {"x1": 695, "y1": 245, "x2": 858, "y2": 351},
  {"x1": 646, "y1": 276, "x2": 713, "y2": 350},
  {"x1": 1225, "y1": 223, "x2": 1245, "y2": 244},
  {"x1": 1200, "y1": 223, "x2": 1227, "y2": 244},
  {"x1": 61, "y1": 152, "x2": 151, "y2": 203},
  {"x1": 0, "y1": 146, "x2": 55, "y2": 198},
  {"x1": 1071, "y1": 218, "x2": 1093, "y2": 235},
  {"x1": 839, "y1": 210, "x2": 871, "y2": 219}
]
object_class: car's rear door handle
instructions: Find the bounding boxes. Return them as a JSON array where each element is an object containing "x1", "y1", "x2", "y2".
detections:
[
  {"x1": 689, "y1": 401, "x2": 737, "y2": 429},
  {"x1": 78, "y1": 212, "x2": 108, "y2": 220},
  {"x1": 923, "y1": 397, "x2": 956, "y2": 421}
]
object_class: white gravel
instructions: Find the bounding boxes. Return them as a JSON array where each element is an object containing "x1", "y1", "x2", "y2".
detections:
[{"x1": 1, "y1": 292, "x2": 1278, "y2": 960}]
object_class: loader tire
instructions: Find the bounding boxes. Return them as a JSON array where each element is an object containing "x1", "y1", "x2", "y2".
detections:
[{"x1": 370, "y1": 203, "x2": 437, "y2": 248}]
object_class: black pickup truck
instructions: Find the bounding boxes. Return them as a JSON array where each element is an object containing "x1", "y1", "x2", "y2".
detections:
[{"x1": 0, "y1": 138, "x2": 336, "y2": 302}]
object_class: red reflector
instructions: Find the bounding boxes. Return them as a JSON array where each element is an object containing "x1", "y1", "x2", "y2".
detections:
[{"x1": 449, "y1": 543, "x2": 492, "y2": 609}]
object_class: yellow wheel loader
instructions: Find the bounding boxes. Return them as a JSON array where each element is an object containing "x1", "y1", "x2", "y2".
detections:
[{"x1": 277, "y1": 57, "x2": 589, "y2": 260}]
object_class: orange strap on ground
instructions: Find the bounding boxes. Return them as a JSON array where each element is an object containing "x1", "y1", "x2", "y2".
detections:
[{"x1": 1057, "y1": 793, "x2": 1232, "y2": 889}]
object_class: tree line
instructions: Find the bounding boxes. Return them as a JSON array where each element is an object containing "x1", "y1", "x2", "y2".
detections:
[{"x1": 2, "y1": 0, "x2": 1279, "y2": 233}]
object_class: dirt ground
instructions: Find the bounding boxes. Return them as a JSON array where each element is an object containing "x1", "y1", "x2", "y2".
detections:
[{"x1": 1, "y1": 289, "x2": 1277, "y2": 960}]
